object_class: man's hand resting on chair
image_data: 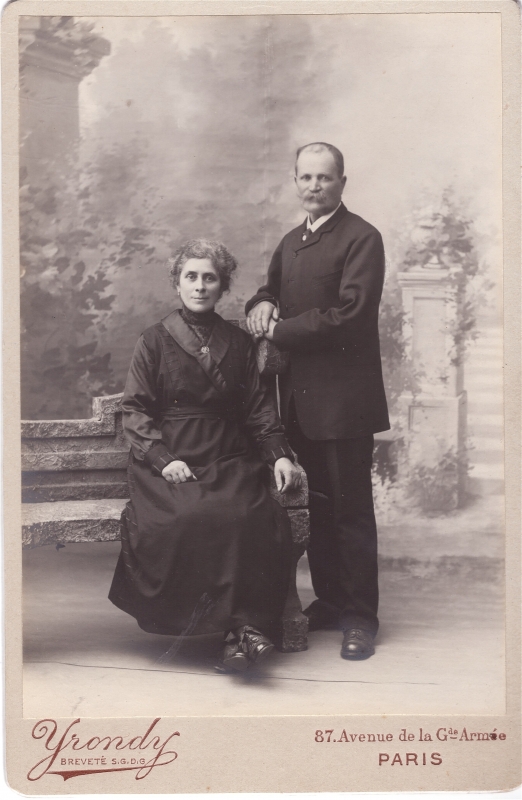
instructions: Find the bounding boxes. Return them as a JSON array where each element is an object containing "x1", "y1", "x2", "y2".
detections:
[{"x1": 246, "y1": 301, "x2": 279, "y2": 340}]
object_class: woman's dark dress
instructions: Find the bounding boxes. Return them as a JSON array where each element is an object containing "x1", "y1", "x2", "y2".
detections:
[{"x1": 109, "y1": 309, "x2": 293, "y2": 637}]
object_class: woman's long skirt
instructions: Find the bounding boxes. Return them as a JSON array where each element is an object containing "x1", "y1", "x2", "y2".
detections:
[{"x1": 109, "y1": 415, "x2": 292, "y2": 636}]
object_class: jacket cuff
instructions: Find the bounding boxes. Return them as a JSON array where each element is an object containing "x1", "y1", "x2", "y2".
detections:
[
  {"x1": 245, "y1": 294, "x2": 277, "y2": 315},
  {"x1": 258, "y1": 436, "x2": 294, "y2": 466},
  {"x1": 271, "y1": 320, "x2": 291, "y2": 350},
  {"x1": 143, "y1": 442, "x2": 179, "y2": 476}
]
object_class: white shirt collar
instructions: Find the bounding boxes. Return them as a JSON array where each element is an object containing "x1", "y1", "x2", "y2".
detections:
[{"x1": 307, "y1": 202, "x2": 342, "y2": 232}]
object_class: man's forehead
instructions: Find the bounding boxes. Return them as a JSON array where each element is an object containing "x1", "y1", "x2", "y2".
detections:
[{"x1": 296, "y1": 149, "x2": 337, "y2": 173}]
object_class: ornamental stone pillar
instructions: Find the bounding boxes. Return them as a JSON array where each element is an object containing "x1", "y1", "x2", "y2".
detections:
[
  {"x1": 19, "y1": 16, "x2": 110, "y2": 181},
  {"x1": 398, "y1": 262, "x2": 467, "y2": 507}
]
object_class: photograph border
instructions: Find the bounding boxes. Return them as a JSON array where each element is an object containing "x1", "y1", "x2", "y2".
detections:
[{"x1": 2, "y1": 0, "x2": 521, "y2": 793}]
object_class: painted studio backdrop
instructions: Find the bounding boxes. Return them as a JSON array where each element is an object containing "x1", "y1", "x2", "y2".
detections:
[{"x1": 20, "y1": 13, "x2": 505, "y2": 717}]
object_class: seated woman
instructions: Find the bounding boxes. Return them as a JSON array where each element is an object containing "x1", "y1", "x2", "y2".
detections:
[{"x1": 109, "y1": 239, "x2": 301, "y2": 671}]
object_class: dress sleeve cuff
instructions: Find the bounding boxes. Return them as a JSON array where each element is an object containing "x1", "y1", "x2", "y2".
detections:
[
  {"x1": 143, "y1": 442, "x2": 179, "y2": 476},
  {"x1": 258, "y1": 436, "x2": 295, "y2": 466}
]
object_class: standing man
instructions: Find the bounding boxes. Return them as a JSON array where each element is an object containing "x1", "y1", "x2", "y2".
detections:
[{"x1": 245, "y1": 142, "x2": 390, "y2": 660}]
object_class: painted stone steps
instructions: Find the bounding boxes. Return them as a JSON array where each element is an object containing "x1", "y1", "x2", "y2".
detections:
[{"x1": 464, "y1": 321, "x2": 503, "y2": 495}]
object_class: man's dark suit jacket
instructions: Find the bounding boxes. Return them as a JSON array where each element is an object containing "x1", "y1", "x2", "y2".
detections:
[{"x1": 245, "y1": 203, "x2": 390, "y2": 440}]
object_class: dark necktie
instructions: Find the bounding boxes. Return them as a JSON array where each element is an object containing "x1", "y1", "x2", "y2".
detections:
[{"x1": 302, "y1": 228, "x2": 313, "y2": 242}]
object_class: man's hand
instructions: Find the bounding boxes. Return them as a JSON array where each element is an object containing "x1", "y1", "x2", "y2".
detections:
[
  {"x1": 274, "y1": 457, "x2": 302, "y2": 494},
  {"x1": 162, "y1": 460, "x2": 197, "y2": 484},
  {"x1": 246, "y1": 301, "x2": 279, "y2": 339},
  {"x1": 264, "y1": 316, "x2": 278, "y2": 341}
]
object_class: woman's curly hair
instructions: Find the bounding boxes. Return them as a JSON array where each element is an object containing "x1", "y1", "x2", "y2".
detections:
[{"x1": 168, "y1": 239, "x2": 238, "y2": 294}]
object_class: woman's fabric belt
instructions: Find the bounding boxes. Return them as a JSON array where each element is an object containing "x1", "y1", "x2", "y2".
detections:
[{"x1": 160, "y1": 406, "x2": 235, "y2": 421}]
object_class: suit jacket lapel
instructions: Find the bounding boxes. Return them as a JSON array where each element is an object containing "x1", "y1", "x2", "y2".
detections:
[
  {"x1": 161, "y1": 310, "x2": 229, "y2": 393},
  {"x1": 294, "y1": 203, "x2": 348, "y2": 252}
]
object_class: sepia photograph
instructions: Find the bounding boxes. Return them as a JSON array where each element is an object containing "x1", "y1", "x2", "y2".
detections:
[{"x1": 2, "y1": 1, "x2": 520, "y2": 793}]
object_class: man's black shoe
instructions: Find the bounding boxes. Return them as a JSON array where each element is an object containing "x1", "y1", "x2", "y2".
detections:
[
  {"x1": 303, "y1": 600, "x2": 341, "y2": 632},
  {"x1": 341, "y1": 628, "x2": 375, "y2": 660}
]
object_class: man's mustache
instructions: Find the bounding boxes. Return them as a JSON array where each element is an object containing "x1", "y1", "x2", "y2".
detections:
[{"x1": 304, "y1": 193, "x2": 326, "y2": 202}]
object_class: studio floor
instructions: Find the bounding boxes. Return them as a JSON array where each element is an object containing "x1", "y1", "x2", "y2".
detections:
[{"x1": 23, "y1": 495, "x2": 505, "y2": 719}]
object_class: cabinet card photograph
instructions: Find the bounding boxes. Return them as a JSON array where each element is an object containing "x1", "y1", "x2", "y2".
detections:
[{"x1": 2, "y1": 0, "x2": 520, "y2": 794}]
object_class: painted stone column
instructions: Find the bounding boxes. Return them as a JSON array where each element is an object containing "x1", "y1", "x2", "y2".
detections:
[
  {"x1": 398, "y1": 265, "x2": 467, "y2": 507},
  {"x1": 19, "y1": 16, "x2": 110, "y2": 181}
]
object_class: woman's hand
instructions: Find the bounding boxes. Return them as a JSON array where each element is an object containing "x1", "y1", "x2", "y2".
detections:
[
  {"x1": 246, "y1": 301, "x2": 279, "y2": 339},
  {"x1": 274, "y1": 457, "x2": 302, "y2": 494},
  {"x1": 162, "y1": 460, "x2": 197, "y2": 484}
]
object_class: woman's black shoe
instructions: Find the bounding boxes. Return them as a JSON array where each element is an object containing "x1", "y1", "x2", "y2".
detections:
[
  {"x1": 237, "y1": 626, "x2": 275, "y2": 665},
  {"x1": 215, "y1": 634, "x2": 250, "y2": 673}
]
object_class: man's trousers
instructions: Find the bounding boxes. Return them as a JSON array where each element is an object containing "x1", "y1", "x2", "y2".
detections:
[{"x1": 286, "y1": 399, "x2": 379, "y2": 635}]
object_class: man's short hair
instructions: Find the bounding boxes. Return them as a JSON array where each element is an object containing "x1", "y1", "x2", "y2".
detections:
[{"x1": 295, "y1": 142, "x2": 344, "y2": 178}]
